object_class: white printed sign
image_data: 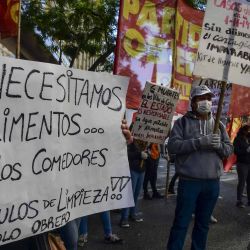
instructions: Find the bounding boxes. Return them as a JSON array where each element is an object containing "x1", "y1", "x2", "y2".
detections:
[
  {"x1": 132, "y1": 82, "x2": 179, "y2": 144},
  {"x1": 193, "y1": 0, "x2": 250, "y2": 87},
  {"x1": 0, "y1": 56, "x2": 133, "y2": 245},
  {"x1": 192, "y1": 78, "x2": 232, "y2": 122}
]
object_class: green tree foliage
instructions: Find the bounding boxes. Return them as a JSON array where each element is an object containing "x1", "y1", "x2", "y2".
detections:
[
  {"x1": 186, "y1": 0, "x2": 207, "y2": 11},
  {"x1": 22, "y1": 0, "x2": 118, "y2": 70}
]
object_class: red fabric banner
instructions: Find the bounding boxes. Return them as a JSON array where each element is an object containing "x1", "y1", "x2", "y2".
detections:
[
  {"x1": 230, "y1": 85, "x2": 250, "y2": 118},
  {"x1": 0, "y1": 0, "x2": 19, "y2": 38},
  {"x1": 223, "y1": 117, "x2": 242, "y2": 172},
  {"x1": 115, "y1": 0, "x2": 250, "y2": 118},
  {"x1": 173, "y1": 0, "x2": 204, "y2": 114},
  {"x1": 114, "y1": 0, "x2": 176, "y2": 109},
  {"x1": 223, "y1": 154, "x2": 237, "y2": 172}
]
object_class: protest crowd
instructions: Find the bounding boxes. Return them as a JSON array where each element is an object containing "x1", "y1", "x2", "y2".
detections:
[
  {"x1": 1, "y1": 0, "x2": 250, "y2": 250},
  {"x1": 1, "y1": 83, "x2": 250, "y2": 250}
]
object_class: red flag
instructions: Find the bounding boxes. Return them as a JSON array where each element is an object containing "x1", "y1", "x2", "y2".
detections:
[
  {"x1": 114, "y1": 0, "x2": 176, "y2": 109},
  {"x1": 173, "y1": 0, "x2": 204, "y2": 114},
  {"x1": 223, "y1": 118, "x2": 242, "y2": 172},
  {"x1": 229, "y1": 84, "x2": 250, "y2": 118},
  {"x1": 223, "y1": 154, "x2": 237, "y2": 172},
  {"x1": 0, "y1": 0, "x2": 20, "y2": 38}
]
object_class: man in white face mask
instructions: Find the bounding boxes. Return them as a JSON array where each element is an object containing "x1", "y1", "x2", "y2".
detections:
[
  {"x1": 191, "y1": 85, "x2": 213, "y2": 116},
  {"x1": 166, "y1": 85, "x2": 233, "y2": 250}
]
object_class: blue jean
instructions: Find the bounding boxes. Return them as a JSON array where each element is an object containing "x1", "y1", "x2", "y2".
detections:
[
  {"x1": 121, "y1": 170, "x2": 144, "y2": 220},
  {"x1": 79, "y1": 211, "x2": 112, "y2": 237},
  {"x1": 60, "y1": 218, "x2": 81, "y2": 250},
  {"x1": 236, "y1": 163, "x2": 250, "y2": 202},
  {"x1": 60, "y1": 211, "x2": 112, "y2": 250},
  {"x1": 143, "y1": 158, "x2": 159, "y2": 194},
  {"x1": 167, "y1": 178, "x2": 219, "y2": 250}
]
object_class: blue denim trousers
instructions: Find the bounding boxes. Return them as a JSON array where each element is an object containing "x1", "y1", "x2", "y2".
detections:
[
  {"x1": 167, "y1": 178, "x2": 219, "y2": 250},
  {"x1": 60, "y1": 211, "x2": 112, "y2": 250},
  {"x1": 79, "y1": 211, "x2": 112, "y2": 237},
  {"x1": 121, "y1": 170, "x2": 144, "y2": 220},
  {"x1": 60, "y1": 218, "x2": 81, "y2": 250}
]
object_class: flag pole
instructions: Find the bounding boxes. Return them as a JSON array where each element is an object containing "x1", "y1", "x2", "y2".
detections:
[
  {"x1": 16, "y1": 0, "x2": 21, "y2": 59},
  {"x1": 213, "y1": 81, "x2": 227, "y2": 133},
  {"x1": 165, "y1": 0, "x2": 178, "y2": 199}
]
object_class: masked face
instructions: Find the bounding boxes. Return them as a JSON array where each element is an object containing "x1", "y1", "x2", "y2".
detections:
[{"x1": 196, "y1": 100, "x2": 212, "y2": 115}]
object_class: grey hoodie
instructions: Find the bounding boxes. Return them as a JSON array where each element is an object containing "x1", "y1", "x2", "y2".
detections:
[{"x1": 168, "y1": 112, "x2": 233, "y2": 179}]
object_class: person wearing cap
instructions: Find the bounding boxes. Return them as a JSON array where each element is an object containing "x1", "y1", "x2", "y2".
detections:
[
  {"x1": 166, "y1": 85, "x2": 233, "y2": 250},
  {"x1": 233, "y1": 124, "x2": 250, "y2": 208}
]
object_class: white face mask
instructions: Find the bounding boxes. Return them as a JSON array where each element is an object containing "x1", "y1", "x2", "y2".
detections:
[{"x1": 196, "y1": 100, "x2": 212, "y2": 115}]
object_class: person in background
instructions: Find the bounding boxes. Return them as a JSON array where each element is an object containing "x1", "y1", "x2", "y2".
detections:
[
  {"x1": 166, "y1": 85, "x2": 233, "y2": 250},
  {"x1": 120, "y1": 123, "x2": 147, "y2": 228},
  {"x1": 77, "y1": 211, "x2": 123, "y2": 247},
  {"x1": 164, "y1": 137, "x2": 178, "y2": 196},
  {"x1": 233, "y1": 124, "x2": 250, "y2": 208},
  {"x1": 143, "y1": 143, "x2": 164, "y2": 200}
]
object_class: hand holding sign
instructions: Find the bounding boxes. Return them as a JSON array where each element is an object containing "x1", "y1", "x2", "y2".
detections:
[{"x1": 121, "y1": 119, "x2": 133, "y2": 144}]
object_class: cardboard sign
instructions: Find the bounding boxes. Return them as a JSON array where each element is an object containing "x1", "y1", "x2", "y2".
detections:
[
  {"x1": 0, "y1": 56, "x2": 133, "y2": 245},
  {"x1": 132, "y1": 82, "x2": 179, "y2": 144},
  {"x1": 193, "y1": 0, "x2": 250, "y2": 87}
]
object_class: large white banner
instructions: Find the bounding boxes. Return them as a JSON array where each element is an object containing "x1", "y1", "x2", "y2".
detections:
[
  {"x1": 193, "y1": 0, "x2": 250, "y2": 87},
  {"x1": 0, "y1": 56, "x2": 133, "y2": 245}
]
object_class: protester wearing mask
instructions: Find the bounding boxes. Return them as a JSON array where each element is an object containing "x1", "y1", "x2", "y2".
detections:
[
  {"x1": 166, "y1": 85, "x2": 233, "y2": 250},
  {"x1": 233, "y1": 124, "x2": 250, "y2": 208}
]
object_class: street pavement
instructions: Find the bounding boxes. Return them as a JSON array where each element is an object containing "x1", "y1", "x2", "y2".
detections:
[{"x1": 78, "y1": 158, "x2": 250, "y2": 250}]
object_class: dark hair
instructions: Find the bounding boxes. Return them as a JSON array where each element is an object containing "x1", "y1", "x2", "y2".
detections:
[{"x1": 237, "y1": 125, "x2": 250, "y2": 136}]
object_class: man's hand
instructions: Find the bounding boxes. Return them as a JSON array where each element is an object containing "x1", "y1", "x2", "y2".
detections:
[
  {"x1": 141, "y1": 151, "x2": 148, "y2": 160},
  {"x1": 199, "y1": 134, "x2": 221, "y2": 149},
  {"x1": 211, "y1": 134, "x2": 221, "y2": 149},
  {"x1": 121, "y1": 119, "x2": 133, "y2": 144}
]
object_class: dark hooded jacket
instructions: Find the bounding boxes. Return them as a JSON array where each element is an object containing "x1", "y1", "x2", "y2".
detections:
[
  {"x1": 233, "y1": 134, "x2": 250, "y2": 164},
  {"x1": 127, "y1": 142, "x2": 146, "y2": 173},
  {"x1": 168, "y1": 111, "x2": 233, "y2": 179}
]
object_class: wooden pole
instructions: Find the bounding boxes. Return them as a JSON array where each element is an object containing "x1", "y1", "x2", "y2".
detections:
[
  {"x1": 213, "y1": 81, "x2": 227, "y2": 133},
  {"x1": 16, "y1": 0, "x2": 22, "y2": 59}
]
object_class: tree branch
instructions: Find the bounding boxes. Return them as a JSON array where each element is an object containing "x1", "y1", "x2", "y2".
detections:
[{"x1": 88, "y1": 45, "x2": 115, "y2": 71}]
